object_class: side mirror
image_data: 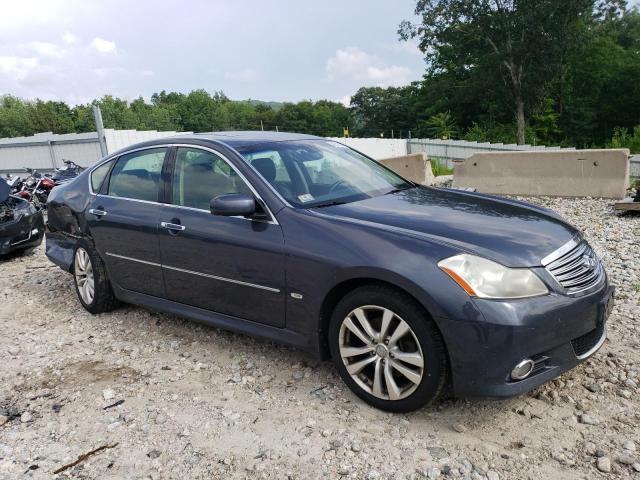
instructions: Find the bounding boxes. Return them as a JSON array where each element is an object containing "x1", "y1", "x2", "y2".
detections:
[{"x1": 210, "y1": 193, "x2": 256, "y2": 217}]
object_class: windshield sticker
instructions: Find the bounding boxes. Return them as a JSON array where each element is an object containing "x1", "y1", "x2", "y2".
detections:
[{"x1": 298, "y1": 193, "x2": 314, "y2": 203}]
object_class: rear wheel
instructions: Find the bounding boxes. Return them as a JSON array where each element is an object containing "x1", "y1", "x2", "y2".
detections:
[
  {"x1": 73, "y1": 242, "x2": 119, "y2": 314},
  {"x1": 329, "y1": 285, "x2": 448, "y2": 412}
]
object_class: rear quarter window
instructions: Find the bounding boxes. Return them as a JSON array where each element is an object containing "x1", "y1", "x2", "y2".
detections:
[{"x1": 90, "y1": 160, "x2": 114, "y2": 193}]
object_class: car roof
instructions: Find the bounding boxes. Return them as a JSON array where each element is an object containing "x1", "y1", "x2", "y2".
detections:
[{"x1": 164, "y1": 131, "x2": 322, "y2": 149}]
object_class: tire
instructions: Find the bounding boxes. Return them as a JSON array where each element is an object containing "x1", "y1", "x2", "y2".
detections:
[
  {"x1": 328, "y1": 285, "x2": 448, "y2": 412},
  {"x1": 73, "y1": 241, "x2": 119, "y2": 314}
]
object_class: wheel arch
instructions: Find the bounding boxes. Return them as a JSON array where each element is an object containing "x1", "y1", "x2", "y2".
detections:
[{"x1": 317, "y1": 274, "x2": 450, "y2": 363}]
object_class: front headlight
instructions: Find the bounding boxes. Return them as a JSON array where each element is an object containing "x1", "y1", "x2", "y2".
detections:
[{"x1": 438, "y1": 254, "x2": 548, "y2": 299}]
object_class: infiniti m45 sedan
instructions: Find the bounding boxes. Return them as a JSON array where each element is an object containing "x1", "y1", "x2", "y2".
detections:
[{"x1": 45, "y1": 132, "x2": 613, "y2": 412}]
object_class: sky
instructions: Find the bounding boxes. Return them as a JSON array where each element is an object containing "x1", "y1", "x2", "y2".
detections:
[{"x1": 0, "y1": 0, "x2": 425, "y2": 106}]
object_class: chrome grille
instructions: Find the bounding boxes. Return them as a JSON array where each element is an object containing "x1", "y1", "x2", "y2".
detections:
[{"x1": 542, "y1": 239, "x2": 604, "y2": 294}]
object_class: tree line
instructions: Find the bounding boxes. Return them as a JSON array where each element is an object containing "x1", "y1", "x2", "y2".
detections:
[
  {"x1": 0, "y1": 92, "x2": 351, "y2": 139},
  {"x1": 0, "y1": 1, "x2": 638, "y2": 152}
]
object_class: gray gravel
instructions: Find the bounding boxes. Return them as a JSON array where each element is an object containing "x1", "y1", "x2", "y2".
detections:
[{"x1": 0, "y1": 197, "x2": 638, "y2": 479}]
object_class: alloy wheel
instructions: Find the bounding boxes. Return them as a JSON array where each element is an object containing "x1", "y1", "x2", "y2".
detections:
[
  {"x1": 338, "y1": 305, "x2": 424, "y2": 400},
  {"x1": 74, "y1": 248, "x2": 95, "y2": 305}
]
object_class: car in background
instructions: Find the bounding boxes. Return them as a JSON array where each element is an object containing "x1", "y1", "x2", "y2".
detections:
[
  {"x1": 45, "y1": 132, "x2": 613, "y2": 412},
  {"x1": 0, "y1": 179, "x2": 44, "y2": 256}
]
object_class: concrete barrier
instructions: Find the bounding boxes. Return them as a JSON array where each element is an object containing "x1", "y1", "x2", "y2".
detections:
[
  {"x1": 453, "y1": 149, "x2": 630, "y2": 199},
  {"x1": 378, "y1": 153, "x2": 435, "y2": 185}
]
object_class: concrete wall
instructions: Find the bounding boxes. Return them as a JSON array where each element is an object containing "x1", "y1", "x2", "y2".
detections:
[
  {"x1": 327, "y1": 138, "x2": 408, "y2": 160},
  {"x1": 453, "y1": 149, "x2": 630, "y2": 199},
  {"x1": 378, "y1": 153, "x2": 434, "y2": 185}
]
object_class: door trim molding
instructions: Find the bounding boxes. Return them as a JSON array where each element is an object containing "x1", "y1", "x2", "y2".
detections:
[
  {"x1": 162, "y1": 264, "x2": 281, "y2": 293},
  {"x1": 105, "y1": 251, "x2": 280, "y2": 293},
  {"x1": 106, "y1": 252, "x2": 161, "y2": 267}
]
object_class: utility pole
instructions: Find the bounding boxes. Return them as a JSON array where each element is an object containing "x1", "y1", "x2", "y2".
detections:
[
  {"x1": 93, "y1": 105, "x2": 108, "y2": 157},
  {"x1": 260, "y1": 120, "x2": 264, "y2": 131}
]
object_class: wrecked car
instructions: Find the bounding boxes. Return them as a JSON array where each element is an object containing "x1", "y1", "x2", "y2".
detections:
[
  {"x1": 46, "y1": 132, "x2": 612, "y2": 412},
  {"x1": 0, "y1": 179, "x2": 44, "y2": 256}
]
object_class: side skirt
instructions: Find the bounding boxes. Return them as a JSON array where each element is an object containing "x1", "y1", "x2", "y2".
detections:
[{"x1": 111, "y1": 283, "x2": 319, "y2": 357}]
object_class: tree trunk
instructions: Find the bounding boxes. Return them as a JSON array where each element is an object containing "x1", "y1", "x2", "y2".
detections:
[
  {"x1": 515, "y1": 96, "x2": 525, "y2": 145},
  {"x1": 504, "y1": 57, "x2": 526, "y2": 145}
]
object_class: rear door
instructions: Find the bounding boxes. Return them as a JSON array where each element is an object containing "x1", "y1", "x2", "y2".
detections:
[
  {"x1": 158, "y1": 146, "x2": 286, "y2": 327},
  {"x1": 87, "y1": 147, "x2": 168, "y2": 297}
]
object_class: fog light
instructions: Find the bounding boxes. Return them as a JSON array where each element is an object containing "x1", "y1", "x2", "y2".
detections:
[{"x1": 511, "y1": 359, "x2": 535, "y2": 380}]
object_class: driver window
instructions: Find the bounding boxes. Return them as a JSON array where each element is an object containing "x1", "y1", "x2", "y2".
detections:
[{"x1": 172, "y1": 147, "x2": 252, "y2": 210}]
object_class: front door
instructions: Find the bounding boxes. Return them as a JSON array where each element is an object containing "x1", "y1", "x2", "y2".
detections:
[
  {"x1": 88, "y1": 147, "x2": 168, "y2": 298},
  {"x1": 158, "y1": 146, "x2": 286, "y2": 327}
]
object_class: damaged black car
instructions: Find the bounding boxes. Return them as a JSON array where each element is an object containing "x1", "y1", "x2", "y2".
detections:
[{"x1": 0, "y1": 179, "x2": 44, "y2": 256}]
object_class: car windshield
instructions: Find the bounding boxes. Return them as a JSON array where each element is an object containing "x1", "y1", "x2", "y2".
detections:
[{"x1": 236, "y1": 140, "x2": 413, "y2": 208}]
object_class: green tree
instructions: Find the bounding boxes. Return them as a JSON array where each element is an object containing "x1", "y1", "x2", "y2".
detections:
[
  {"x1": 608, "y1": 125, "x2": 640, "y2": 153},
  {"x1": 400, "y1": 0, "x2": 596, "y2": 144},
  {"x1": 0, "y1": 96, "x2": 33, "y2": 137},
  {"x1": 349, "y1": 86, "x2": 418, "y2": 137},
  {"x1": 421, "y1": 111, "x2": 458, "y2": 139}
]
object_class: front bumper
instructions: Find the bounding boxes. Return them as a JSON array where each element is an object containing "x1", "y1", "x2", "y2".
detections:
[
  {"x1": 438, "y1": 281, "x2": 614, "y2": 398},
  {"x1": 0, "y1": 211, "x2": 45, "y2": 255}
]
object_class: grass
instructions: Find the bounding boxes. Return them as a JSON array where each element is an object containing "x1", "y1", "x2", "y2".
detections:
[{"x1": 430, "y1": 157, "x2": 454, "y2": 176}]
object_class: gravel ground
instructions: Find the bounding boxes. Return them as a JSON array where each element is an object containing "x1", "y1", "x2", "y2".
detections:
[{"x1": 0, "y1": 197, "x2": 638, "y2": 480}]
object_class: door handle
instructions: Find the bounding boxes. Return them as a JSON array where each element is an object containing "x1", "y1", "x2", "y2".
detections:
[
  {"x1": 88, "y1": 208, "x2": 107, "y2": 217},
  {"x1": 160, "y1": 222, "x2": 186, "y2": 232}
]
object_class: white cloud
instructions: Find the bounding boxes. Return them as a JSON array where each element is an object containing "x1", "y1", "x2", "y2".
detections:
[
  {"x1": 326, "y1": 47, "x2": 373, "y2": 80},
  {"x1": 326, "y1": 47, "x2": 413, "y2": 88},
  {"x1": 140, "y1": 69, "x2": 154, "y2": 77},
  {"x1": 224, "y1": 68, "x2": 257, "y2": 82},
  {"x1": 366, "y1": 65, "x2": 412, "y2": 86},
  {"x1": 337, "y1": 95, "x2": 351, "y2": 107},
  {"x1": 0, "y1": 56, "x2": 39, "y2": 78},
  {"x1": 62, "y1": 32, "x2": 78, "y2": 45},
  {"x1": 90, "y1": 37, "x2": 117, "y2": 54},
  {"x1": 29, "y1": 41, "x2": 65, "y2": 58},
  {"x1": 92, "y1": 67, "x2": 124, "y2": 78}
]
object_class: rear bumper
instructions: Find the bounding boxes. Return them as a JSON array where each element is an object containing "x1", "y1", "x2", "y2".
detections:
[
  {"x1": 0, "y1": 211, "x2": 45, "y2": 255},
  {"x1": 44, "y1": 227, "x2": 76, "y2": 272},
  {"x1": 439, "y1": 281, "x2": 613, "y2": 398}
]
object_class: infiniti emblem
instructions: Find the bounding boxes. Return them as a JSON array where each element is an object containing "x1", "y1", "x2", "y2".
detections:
[
  {"x1": 375, "y1": 344, "x2": 388, "y2": 358},
  {"x1": 583, "y1": 254, "x2": 596, "y2": 270}
]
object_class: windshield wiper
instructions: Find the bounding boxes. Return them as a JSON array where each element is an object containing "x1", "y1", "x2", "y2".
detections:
[
  {"x1": 385, "y1": 185, "x2": 414, "y2": 195},
  {"x1": 311, "y1": 200, "x2": 348, "y2": 208}
]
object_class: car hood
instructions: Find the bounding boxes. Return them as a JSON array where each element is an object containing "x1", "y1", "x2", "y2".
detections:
[{"x1": 311, "y1": 187, "x2": 579, "y2": 267}]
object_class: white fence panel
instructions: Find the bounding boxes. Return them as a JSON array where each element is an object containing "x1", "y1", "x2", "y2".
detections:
[
  {"x1": 630, "y1": 155, "x2": 640, "y2": 177},
  {"x1": 408, "y1": 138, "x2": 575, "y2": 167},
  {"x1": 327, "y1": 138, "x2": 407, "y2": 159},
  {"x1": 104, "y1": 129, "x2": 190, "y2": 153},
  {"x1": 0, "y1": 129, "x2": 193, "y2": 175}
]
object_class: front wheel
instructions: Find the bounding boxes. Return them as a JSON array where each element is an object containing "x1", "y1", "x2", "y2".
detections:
[
  {"x1": 73, "y1": 242, "x2": 119, "y2": 314},
  {"x1": 328, "y1": 285, "x2": 448, "y2": 412}
]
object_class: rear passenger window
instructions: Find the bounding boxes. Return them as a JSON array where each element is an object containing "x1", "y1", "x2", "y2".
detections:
[
  {"x1": 107, "y1": 148, "x2": 166, "y2": 202},
  {"x1": 91, "y1": 159, "x2": 114, "y2": 193}
]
